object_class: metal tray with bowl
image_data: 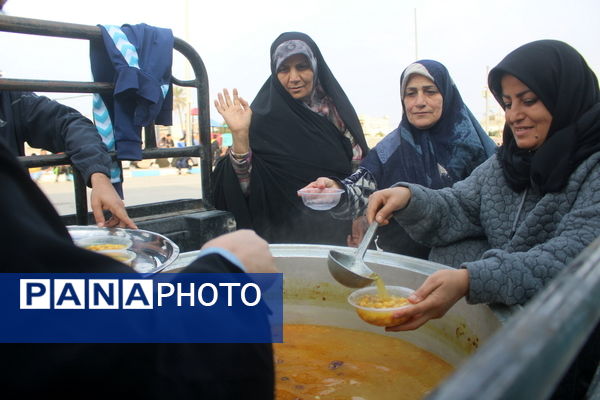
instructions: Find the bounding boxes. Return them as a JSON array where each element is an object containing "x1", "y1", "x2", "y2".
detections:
[{"x1": 68, "y1": 226, "x2": 179, "y2": 274}]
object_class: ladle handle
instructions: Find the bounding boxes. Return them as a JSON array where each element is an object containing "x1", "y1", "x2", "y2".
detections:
[{"x1": 355, "y1": 221, "x2": 378, "y2": 261}]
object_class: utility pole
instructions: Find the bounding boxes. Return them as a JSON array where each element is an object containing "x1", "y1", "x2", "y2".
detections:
[
  {"x1": 484, "y1": 65, "x2": 490, "y2": 133},
  {"x1": 414, "y1": 8, "x2": 418, "y2": 60}
]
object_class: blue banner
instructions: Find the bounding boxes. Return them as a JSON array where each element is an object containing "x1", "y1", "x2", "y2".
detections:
[{"x1": 1, "y1": 273, "x2": 283, "y2": 343}]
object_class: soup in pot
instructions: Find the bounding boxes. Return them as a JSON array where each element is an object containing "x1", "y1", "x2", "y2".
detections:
[{"x1": 274, "y1": 324, "x2": 453, "y2": 400}]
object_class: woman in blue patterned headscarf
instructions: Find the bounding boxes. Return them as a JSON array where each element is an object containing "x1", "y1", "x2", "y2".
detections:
[{"x1": 304, "y1": 60, "x2": 496, "y2": 258}]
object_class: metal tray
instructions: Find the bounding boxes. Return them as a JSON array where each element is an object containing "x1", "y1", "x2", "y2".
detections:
[{"x1": 67, "y1": 225, "x2": 179, "y2": 274}]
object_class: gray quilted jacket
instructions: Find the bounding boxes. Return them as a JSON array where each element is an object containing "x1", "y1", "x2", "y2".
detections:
[{"x1": 394, "y1": 152, "x2": 600, "y2": 306}]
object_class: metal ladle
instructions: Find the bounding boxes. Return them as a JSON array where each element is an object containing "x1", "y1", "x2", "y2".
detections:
[{"x1": 328, "y1": 221, "x2": 378, "y2": 288}]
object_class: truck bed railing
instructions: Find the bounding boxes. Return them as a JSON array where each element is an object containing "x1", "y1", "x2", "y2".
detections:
[
  {"x1": 0, "y1": 14, "x2": 214, "y2": 225},
  {"x1": 426, "y1": 238, "x2": 600, "y2": 399}
]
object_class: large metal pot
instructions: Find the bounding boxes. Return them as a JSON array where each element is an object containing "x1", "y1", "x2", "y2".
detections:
[
  {"x1": 167, "y1": 244, "x2": 516, "y2": 367},
  {"x1": 271, "y1": 244, "x2": 516, "y2": 367}
]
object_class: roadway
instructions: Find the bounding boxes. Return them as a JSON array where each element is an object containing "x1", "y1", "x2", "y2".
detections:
[{"x1": 35, "y1": 168, "x2": 204, "y2": 216}]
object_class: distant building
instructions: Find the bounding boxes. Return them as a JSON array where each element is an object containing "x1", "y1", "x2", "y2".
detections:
[
  {"x1": 481, "y1": 82, "x2": 505, "y2": 146},
  {"x1": 358, "y1": 114, "x2": 393, "y2": 147},
  {"x1": 480, "y1": 109, "x2": 505, "y2": 146}
]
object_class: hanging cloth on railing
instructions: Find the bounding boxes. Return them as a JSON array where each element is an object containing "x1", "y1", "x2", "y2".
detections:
[
  {"x1": 89, "y1": 23, "x2": 174, "y2": 188},
  {"x1": 92, "y1": 93, "x2": 122, "y2": 186}
]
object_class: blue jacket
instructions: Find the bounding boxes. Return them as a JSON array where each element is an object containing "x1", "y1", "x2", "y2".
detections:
[{"x1": 90, "y1": 23, "x2": 173, "y2": 160}]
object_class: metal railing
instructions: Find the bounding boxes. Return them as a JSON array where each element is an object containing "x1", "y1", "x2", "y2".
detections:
[{"x1": 0, "y1": 14, "x2": 214, "y2": 225}]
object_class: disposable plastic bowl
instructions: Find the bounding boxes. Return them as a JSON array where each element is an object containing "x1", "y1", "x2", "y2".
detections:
[
  {"x1": 297, "y1": 188, "x2": 344, "y2": 210},
  {"x1": 348, "y1": 285, "x2": 414, "y2": 327},
  {"x1": 75, "y1": 235, "x2": 133, "y2": 252}
]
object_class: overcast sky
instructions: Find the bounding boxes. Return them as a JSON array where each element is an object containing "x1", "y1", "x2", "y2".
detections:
[{"x1": 2, "y1": 0, "x2": 599, "y2": 128}]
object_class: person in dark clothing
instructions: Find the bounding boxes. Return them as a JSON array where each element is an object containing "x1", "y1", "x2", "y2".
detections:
[
  {"x1": 175, "y1": 155, "x2": 193, "y2": 174},
  {"x1": 0, "y1": 137, "x2": 276, "y2": 398},
  {"x1": 159, "y1": 133, "x2": 175, "y2": 148},
  {"x1": 0, "y1": 90, "x2": 136, "y2": 228},
  {"x1": 211, "y1": 139, "x2": 222, "y2": 167},
  {"x1": 212, "y1": 32, "x2": 369, "y2": 245}
]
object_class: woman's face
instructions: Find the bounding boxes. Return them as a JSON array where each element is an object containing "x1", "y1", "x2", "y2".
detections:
[
  {"x1": 403, "y1": 75, "x2": 443, "y2": 129},
  {"x1": 500, "y1": 74, "x2": 553, "y2": 150},
  {"x1": 276, "y1": 53, "x2": 314, "y2": 100}
]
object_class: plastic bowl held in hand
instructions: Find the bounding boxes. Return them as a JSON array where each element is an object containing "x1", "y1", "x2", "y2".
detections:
[
  {"x1": 75, "y1": 235, "x2": 133, "y2": 252},
  {"x1": 297, "y1": 188, "x2": 344, "y2": 210},
  {"x1": 347, "y1": 285, "x2": 414, "y2": 327}
]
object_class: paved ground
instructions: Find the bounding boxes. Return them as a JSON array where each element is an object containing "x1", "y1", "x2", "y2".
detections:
[{"x1": 35, "y1": 167, "x2": 204, "y2": 216}]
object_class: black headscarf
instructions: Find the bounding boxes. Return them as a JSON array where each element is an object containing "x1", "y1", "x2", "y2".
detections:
[
  {"x1": 488, "y1": 40, "x2": 600, "y2": 194},
  {"x1": 212, "y1": 32, "x2": 368, "y2": 245}
]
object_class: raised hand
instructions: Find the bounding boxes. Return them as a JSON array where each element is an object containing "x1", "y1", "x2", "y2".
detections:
[{"x1": 214, "y1": 88, "x2": 251, "y2": 154}]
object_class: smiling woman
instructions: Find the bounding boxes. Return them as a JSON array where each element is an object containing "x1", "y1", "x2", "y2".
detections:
[{"x1": 500, "y1": 75, "x2": 552, "y2": 150}]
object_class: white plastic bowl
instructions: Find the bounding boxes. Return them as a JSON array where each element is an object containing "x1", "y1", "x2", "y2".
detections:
[
  {"x1": 348, "y1": 285, "x2": 414, "y2": 327},
  {"x1": 297, "y1": 188, "x2": 344, "y2": 210}
]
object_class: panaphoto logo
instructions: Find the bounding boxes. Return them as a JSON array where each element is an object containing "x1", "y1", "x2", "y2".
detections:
[{"x1": 19, "y1": 279, "x2": 261, "y2": 310}]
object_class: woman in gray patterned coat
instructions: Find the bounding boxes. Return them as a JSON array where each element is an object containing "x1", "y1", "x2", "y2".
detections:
[{"x1": 366, "y1": 40, "x2": 600, "y2": 331}]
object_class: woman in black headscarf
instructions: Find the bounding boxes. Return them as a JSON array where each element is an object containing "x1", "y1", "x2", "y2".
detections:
[
  {"x1": 488, "y1": 41, "x2": 600, "y2": 194},
  {"x1": 212, "y1": 32, "x2": 368, "y2": 245}
]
